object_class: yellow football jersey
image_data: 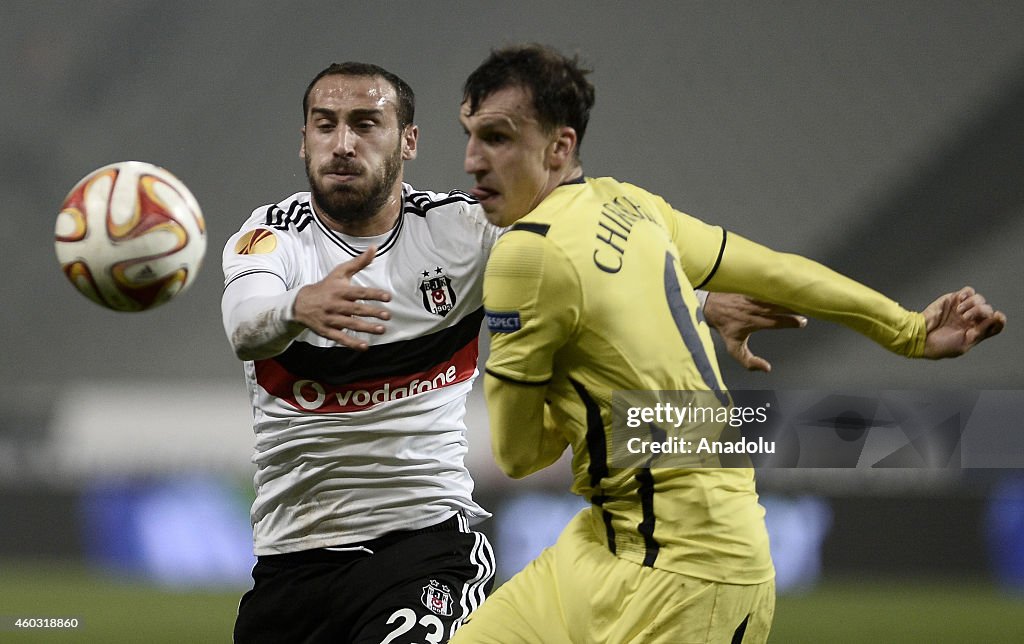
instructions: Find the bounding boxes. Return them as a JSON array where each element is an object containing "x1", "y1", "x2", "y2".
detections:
[{"x1": 483, "y1": 176, "x2": 926, "y2": 584}]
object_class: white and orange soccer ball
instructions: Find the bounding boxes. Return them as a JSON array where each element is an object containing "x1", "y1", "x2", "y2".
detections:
[{"x1": 54, "y1": 161, "x2": 207, "y2": 312}]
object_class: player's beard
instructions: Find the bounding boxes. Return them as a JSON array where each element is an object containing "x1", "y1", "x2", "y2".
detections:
[{"x1": 306, "y1": 143, "x2": 403, "y2": 226}]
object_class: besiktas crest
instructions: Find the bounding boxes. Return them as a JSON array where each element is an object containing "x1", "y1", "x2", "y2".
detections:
[
  {"x1": 421, "y1": 579, "x2": 454, "y2": 616},
  {"x1": 419, "y1": 266, "x2": 457, "y2": 317}
]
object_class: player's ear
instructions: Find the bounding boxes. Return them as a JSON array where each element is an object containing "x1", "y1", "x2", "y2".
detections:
[
  {"x1": 299, "y1": 126, "x2": 307, "y2": 160},
  {"x1": 402, "y1": 124, "x2": 419, "y2": 160},
  {"x1": 547, "y1": 126, "x2": 577, "y2": 170}
]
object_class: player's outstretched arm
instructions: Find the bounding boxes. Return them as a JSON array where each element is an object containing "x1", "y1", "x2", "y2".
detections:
[
  {"x1": 921, "y1": 286, "x2": 1006, "y2": 359},
  {"x1": 224, "y1": 246, "x2": 392, "y2": 360},
  {"x1": 703, "y1": 292, "x2": 808, "y2": 373},
  {"x1": 704, "y1": 234, "x2": 1006, "y2": 359},
  {"x1": 292, "y1": 247, "x2": 393, "y2": 351}
]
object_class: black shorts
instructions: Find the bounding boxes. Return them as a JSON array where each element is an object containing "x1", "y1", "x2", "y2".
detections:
[{"x1": 234, "y1": 514, "x2": 495, "y2": 644}]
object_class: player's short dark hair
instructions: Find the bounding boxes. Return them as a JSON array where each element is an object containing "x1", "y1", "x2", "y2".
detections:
[
  {"x1": 303, "y1": 62, "x2": 415, "y2": 129},
  {"x1": 462, "y1": 44, "x2": 594, "y2": 154}
]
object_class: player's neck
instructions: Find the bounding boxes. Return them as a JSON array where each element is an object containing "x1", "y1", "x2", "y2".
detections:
[
  {"x1": 559, "y1": 166, "x2": 584, "y2": 186},
  {"x1": 314, "y1": 185, "x2": 403, "y2": 237},
  {"x1": 539, "y1": 165, "x2": 583, "y2": 204},
  {"x1": 336, "y1": 203, "x2": 400, "y2": 237}
]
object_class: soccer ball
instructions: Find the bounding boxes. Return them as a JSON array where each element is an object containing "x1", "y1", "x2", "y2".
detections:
[{"x1": 54, "y1": 161, "x2": 207, "y2": 312}]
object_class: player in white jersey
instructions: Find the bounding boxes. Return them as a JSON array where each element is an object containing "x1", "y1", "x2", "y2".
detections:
[
  {"x1": 224, "y1": 186, "x2": 498, "y2": 553},
  {"x1": 222, "y1": 61, "x2": 805, "y2": 644},
  {"x1": 223, "y1": 62, "x2": 497, "y2": 644}
]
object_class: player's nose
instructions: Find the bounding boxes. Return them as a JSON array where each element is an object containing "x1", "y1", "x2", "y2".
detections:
[
  {"x1": 333, "y1": 125, "x2": 357, "y2": 156},
  {"x1": 463, "y1": 138, "x2": 486, "y2": 175}
]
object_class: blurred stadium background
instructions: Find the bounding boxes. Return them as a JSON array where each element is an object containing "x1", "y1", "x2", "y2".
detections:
[{"x1": 2, "y1": 1, "x2": 1023, "y2": 641}]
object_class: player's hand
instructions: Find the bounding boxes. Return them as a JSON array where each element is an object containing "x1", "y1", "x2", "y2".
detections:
[
  {"x1": 921, "y1": 286, "x2": 1005, "y2": 359},
  {"x1": 292, "y1": 247, "x2": 392, "y2": 350},
  {"x1": 703, "y1": 292, "x2": 807, "y2": 373}
]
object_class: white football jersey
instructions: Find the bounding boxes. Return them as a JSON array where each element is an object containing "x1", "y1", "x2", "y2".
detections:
[{"x1": 223, "y1": 184, "x2": 500, "y2": 555}]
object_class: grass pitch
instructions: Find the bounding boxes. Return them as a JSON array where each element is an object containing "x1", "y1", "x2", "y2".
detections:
[
  {"x1": 1, "y1": 561, "x2": 1022, "y2": 642},
  {"x1": 771, "y1": 577, "x2": 1024, "y2": 643},
  {"x1": 0, "y1": 561, "x2": 241, "y2": 643}
]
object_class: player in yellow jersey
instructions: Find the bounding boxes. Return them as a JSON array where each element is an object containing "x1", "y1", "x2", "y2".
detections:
[{"x1": 450, "y1": 44, "x2": 1006, "y2": 644}]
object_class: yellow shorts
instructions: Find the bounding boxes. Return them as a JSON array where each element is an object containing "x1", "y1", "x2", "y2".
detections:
[{"x1": 452, "y1": 510, "x2": 774, "y2": 644}]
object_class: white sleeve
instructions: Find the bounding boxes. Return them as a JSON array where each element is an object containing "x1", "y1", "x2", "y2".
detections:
[{"x1": 221, "y1": 273, "x2": 303, "y2": 361}]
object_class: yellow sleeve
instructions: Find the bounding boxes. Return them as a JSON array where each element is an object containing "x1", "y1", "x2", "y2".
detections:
[
  {"x1": 483, "y1": 376, "x2": 569, "y2": 478},
  {"x1": 705, "y1": 232, "x2": 927, "y2": 357},
  {"x1": 482, "y1": 228, "x2": 576, "y2": 476},
  {"x1": 483, "y1": 229, "x2": 580, "y2": 382},
  {"x1": 657, "y1": 200, "x2": 728, "y2": 289}
]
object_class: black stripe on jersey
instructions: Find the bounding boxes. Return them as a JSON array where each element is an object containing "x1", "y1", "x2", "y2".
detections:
[
  {"x1": 731, "y1": 615, "x2": 750, "y2": 644},
  {"x1": 510, "y1": 222, "x2": 550, "y2": 237},
  {"x1": 694, "y1": 229, "x2": 728, "y2": 290},
  {"x1": 273, "y1": 307, "x2": 483, "y2": 385},
  {"x1": 635, "y1": 467, "x2": 660, "y2": 567},
  {"x1": 404, "y1": 190, "x2": 477, "y2": 217},
  {"x1": 570, "y1": 377, "x2": 617, "y2": 555},
  {"x1": 636, "y1": 423, "x2": 666, "y2": 567},
  {"x1": 264, "y1": 200, "x2": 314, "y2": 231},
  {"x1": 223, "y1": 269, "x2": 287, "y2": 290},
  {"x1": 482, "y1": 369, "x2": 550, "y2": 386}
]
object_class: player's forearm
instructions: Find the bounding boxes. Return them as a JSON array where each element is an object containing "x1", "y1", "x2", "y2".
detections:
[
  {"x1": 222, "y1": 276, "x2": 304, "y2": 361},
  {"x1": 707, "y1": 234, "x2": 927, "y2": 357},
  {"x1": 484, "y1": 374, "x2": 568, "y2": 478}
]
